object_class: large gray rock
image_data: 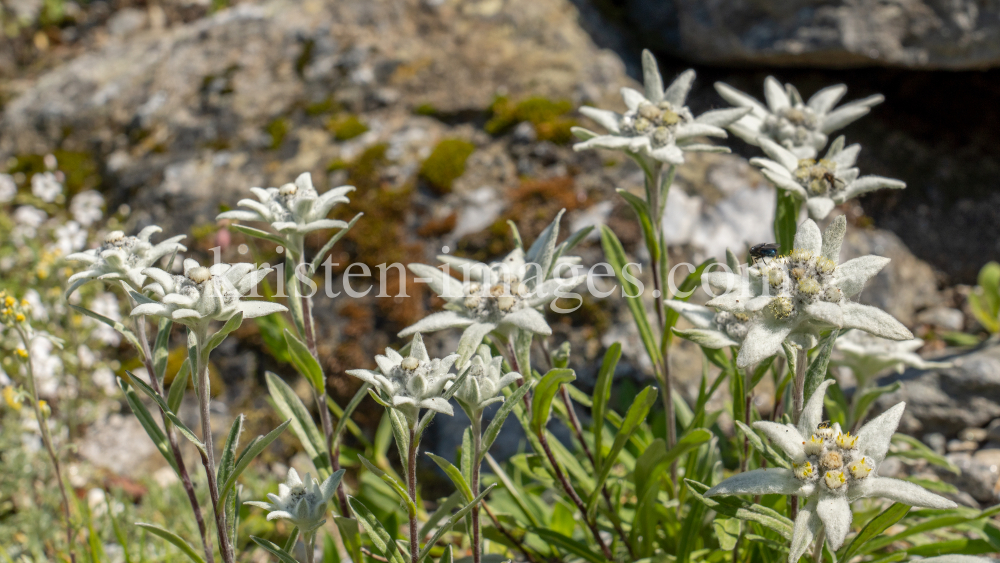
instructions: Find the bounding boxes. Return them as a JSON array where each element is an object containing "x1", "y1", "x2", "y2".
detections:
[
  {"x1": 616, "y1": 0, "x2": 1000, "y2": 69},
  {"x1": 874, "y1": 341, "x2": 1000, "y2": 436}
]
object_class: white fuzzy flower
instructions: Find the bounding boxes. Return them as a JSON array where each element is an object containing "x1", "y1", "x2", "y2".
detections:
[
  {"x1": 89, "y1": 292, "x2": 122, "y2": 346},
  {"x1": 704, "y1": 216, "x2": 912, "y2": 368},
  {"x1": 31, "y1": 172, "x2": 63, "y2": 202},
  {"x1": 400, "y1": 213, "x2": 586, "y2": 367},
  {"x1": 347, "y1": 333, "x2": 459, "y2": 425},
  {"x1": 130, "y1": 259, "x2": 286, "y2": 328},
  {"x1": 52, "y1": 221, "x2": 87, "y2": 257},
  {"x1": 12, "y1": 206, "x2": 47, "y2": 240},
  {"x1": 29, "y1": 336, "x2": 63, "y2": 397},
  {"x1": 70, "y1": 191, "x2": 105, "y2": 227},
  {"x1": 66, "y1": 226, "x2": 187, "y2": 296},
  {"x1": 706, "y1": 380, "x2": 956, "y2": 561},
  {"x1": 665, "y1": 300, "x2": 751, "y2": 349},
  {"x1": 217, "y1": 172, "x2": 353, "y2": 252},
  {"x1": 833, "y1": 329, "x2": 951, "y2": 384},
  {"x1": 245, "y1": 468, "x2": 344, "y2": 534},
  {"x1": 23, "y1": 290, "x2": 48, "y2": 322},
  {"x1": 715, "y1": 77, "x2": 883, "y2": 159},
  {"x1": 572, "y1": 50, "x2": 749, "y2": 165},
  {"x1": 451, "y1": 345, "x2": 521, "y2": 417},
  {"x1": 751, "y1": 136, "x2": 905, "y2": 220},
  {"x1": 0, "y1": 174, "x2": 16, "y2": 203}
]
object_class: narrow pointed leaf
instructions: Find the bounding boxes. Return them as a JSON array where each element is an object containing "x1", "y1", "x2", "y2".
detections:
[
  {"x1": 480, "y1": 381, "x2": 533, "y2": 459},
  {"x1": 530, "y1": 369, "x2": 576, "y2": 435},
  {"x1": 349, "y1": 497, "x2": 408, "y2": 563},
  {"x1": 219, "y1": 420, "x2": 292, "y2": 505},
  {"x1": 591, "y1": 343, "x2": 621, "y2": 467},
  {"x1": 203, "y1": 312, "x2": 244, "y2": 353},
  {"x1": 265, "y1": 371, "x2": 331, "y2": 477},
  {"x1": 839, "y1": 503, "x2": 910, "y2": 562},
  {"x1": 359, "y1": 454, "x2": 416, "y2": 516},
  {"x1": 418, "y1": 485, "x2": 497, "y2": 562},
  {"x1": 167, "y1": 359, "x2": 190, "y2": 413},
  {"x1": 599, "y1": 226, "x2": 661, "y2": 366},
  {"x1": 125, "y1": 373, "x2": 206, "y2": 455},
  {"x1": 283, "y1": 329, "x2": 325, "y2": 391},
  {"x1": 136, "y1": 523, "x2": 206, "y2": 563},
  {"x1": 250, "y1": 536, "x2": 300, "y2": 563},
  {"x1": 309, "y1": 212, "x2": 363, "y2": 275},
  {"x1": 119, "y1": 379, "x2": 178, "y2": 474},
  {"x1": 804, "y1": 330, "x2": 838, "y2": 403}
]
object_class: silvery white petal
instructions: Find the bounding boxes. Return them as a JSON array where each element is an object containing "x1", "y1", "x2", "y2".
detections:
[
  {"x1": 131, "y1": 303, "x2": 170, "y2": 317},
  {"x1": 456, "y1": 322, "x2": 498, "y2": 368},
  {"x1": 398, "y1": 311, "x2": 475, "y2": 337},
  {"x1": 815, "y1": 494, "x2": 852, "y2": 550},
  {"x1": 573, "y1": 135, "x2": 638, "y2": 151},
  {"x1": 849, "y1": 476, "x2": 956, "y2": 509},
  {"x1": 821, "y1": 216, "x2": 847, "y2": 262},
  {"x1": 374, "y1": 355, "x2": 397, "y2": 375},
  {"x1": 695, "y1": 107, "x2": 752, "y2": 128},
  {"x1": 239, "y1": 301, "x2": 288, "y2": 319},
  {"x1": 172, "y1": 309, "x2": 202, "y2": 320},
  {"x1": 728, "y1": 121, "x2": 765, "y2": 144},
  {"x1": 806, "y1": 197, "x2": 836, "y2": 220},
  {"x1": 793, "y1": 219, "x2": 823, "y2": 255},
  {"x1": 750, "y1": 157, "x2": 794, "y2": 178},
  {"x1": 763, "y1": 170, "x2": 810, "y2": 198},
  {"x1": 678, "y1": 143, "x2": 730, "y2": 154},
  {"x1": 674, "y1": 122, "x2": 728, "y2": 140},
  {"x1": 419, "y1": 397, "x2": 454, "y2": 416},
  {"x1": 821, "y1": 104, "x2": 874, "y2": 134},
  {"x1": 672, "y1": 328, "x2": 739, "y2": 349},
  {"x1": 408, "y1": 263, "x2": 465, "y2": 299},
  {"x1": 664, "y1": 300, "x2": 716, "y2": 329},
  {"x1": 705, "y1": 468, "x2": 804, "y2": 497},
  {"x1": 714, "y1": 82, "x2": 770, "y2": 119},
  {"x1": 798, "y1": 379, "x2": 836, "y2": 438},
  {"x1": 856, "y1": 402, "x2": 905, "y2": 465},
  {"x1": 807, "y1": 84, "x2": 848, "y2": 114},
  {"x1": 641, "y1": 49, "x2": 665, "y2": 103},
  {"x1": 831, "y1": 144, "x2": 861, "y2": 168},
  {"x1": 620, "y1": 87, "x2": 647, "y2": 112},
  {"x1": 758, "y1": 138, "x2": 800, "y2": 172},
  {"x1": 648, "y1": 144, "x2": 685, "y2": 164},
  {"x1": 737, "y1": 318, "x2": 793, "y2": 368},
  {"x1": 763, "y1": 76, "x2": 790, "y2": 112},
  {"x1": 805, "y1": 301, "x2": 843, "y2": 327},
  {"x1": 789, "y1": 507, "x2": 820, "y2": 563},
  {"x1": 838, "y1": 176, "x2": 906, "y2": 202},
  {"x1": 841, "y1": 302, "x2": 913, "y2": 340},
  {"x1": 501, "y1": 307, "x2": 552, "y2": 335},
  {"x1": 345, "y1": 369, "x2": 392, "y2": 393},
  {"x1": 753, "y1": 421, "x2": 806, "y2": 462},
  {"x1": 663, "y1": 68, "x2": 696, "y2": 107},
  {"x1": 217, "y1": 210, "x2": 263, "y2": 222},
  {"x1": 578, "y1": 107, "x2": 622, "y2": 134},
  {"x1": 409, "y1": 332, "x2": 430, "y2": 362},
  {"x1": 835, "y1": 256, "x2": 890, "y2": 298}
]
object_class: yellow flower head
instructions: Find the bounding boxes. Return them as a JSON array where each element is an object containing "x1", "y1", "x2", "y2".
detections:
[
  {"x1": 824, "y1": 470, "x2": 847, "y2": 490},
  {"x1": 804, "y1": 435, "x2": 825, "y2": 455},
  {"x1": 16, "y1": 348, "x2": 28, "y2": 359},
  {"x1": 3, "y1": 387, "x2": 22, "y2": 411},
  {"x1": 849, "y1": 457, "x2": 873, "y2": 480},
  {"x1": 15, "y1": 313, "x2": 25, "y2": 323},
  {"x1": 836, "y1": 431, "x2": 858, "y2": 450},
  {"x1": 38, "y1": 400, "x2": 51, "y2": 418},
  {"x1": 793, "y1": 461, "x2": 814, "y2": 480},
  {"x1": 4, "y1": 296, "x2": 14, "y2": 307}
]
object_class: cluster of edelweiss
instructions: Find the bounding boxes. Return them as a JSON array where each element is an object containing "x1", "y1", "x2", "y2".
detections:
[{"x1": 46, "y1": 47, "x2": 978, "y2": 563}]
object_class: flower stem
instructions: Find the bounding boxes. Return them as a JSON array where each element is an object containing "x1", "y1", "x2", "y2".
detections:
[
  {"x1": 134, "y1": 315, "x2": 214, "y2": 563},
  {"x1": 812, "y1": 529, "x2": 826, "y2": 563},
  {"x1": 408, "y1": 427, "x2": 419, "y2": 563},
  {"x1": 792, "y1": 347, "x2": 808, "y2": 424},
  {"x1": 481, "y1": 502, "x2": 540, "y2": 563},
  {"x1": 471, "y1": 416, "x2": 482, "y2": 563},
  {"x1": 303, "y1": 531, "x2": 316, "y2": 563},
  {"x1": 15, "y1": 326, "x2": 76, "y2": 563},
  {"x1": 193, "y1": 329, "x2": 235, "y2": 563}
]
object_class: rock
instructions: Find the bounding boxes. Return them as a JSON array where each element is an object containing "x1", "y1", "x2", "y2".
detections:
[
  {"x1": 615, "y1": 0, "x2": 1000, "y2": 69},
  {"x1": 940, "y1": 450, "x2": 1000, "y2": 504},
  {"x1": 959, "y1": 427, "x2": 989, "y2": 443},
  {"x1": 916, "y1": 306, "x2": 966, "y2": 332},
  {"x1": 79, "y1": 414, "x2": 162, "y2": 477},
  {"x1": 875, "y1": 341, "x2": 1000, "y2": 436},
  {"x1": 988, "y1": 419, "x2": 1000, "y2": 442},
  {"x1": 923, "y1": 432, "x2": 946, "y2": 455},
  {"x1": 839, "y1": 226, "x2": 940, "y2": 327},
  {"x1": 946, "y1": 439, "x2": 978, "y2": 453}
]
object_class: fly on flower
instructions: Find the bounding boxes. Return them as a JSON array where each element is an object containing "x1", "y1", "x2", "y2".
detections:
[{"x1": 749, "y1": 243, "x2": 780, "y2": 266}]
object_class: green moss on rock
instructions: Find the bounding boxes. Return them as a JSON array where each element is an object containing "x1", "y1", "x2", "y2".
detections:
[
  {"x1": 485, "y1": 96, "x2": 577, "y2": 144},
  {"x1": 418, "y1": 139, "x2": 476, "y2": 195},
  {"x1": 327, "y1": 115, "x2": 369, "y2": 141}
]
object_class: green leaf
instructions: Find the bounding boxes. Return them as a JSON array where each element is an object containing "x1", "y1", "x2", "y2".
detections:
[
  {"x1": 388, "y1": 407, "x2": 412, "y2": 475},
  {"x1": 527, "y1": 528, "x2": 603, "y2": 563},
  {"x1": 734, "y1": 420, "x2": 790, "y2": 469},
  {"x1": 250, "y1": 536, "x2": 300, "y2": 563},
  {"x1": 977, "y1": 261, "x2": 1000, "y2": 317},
  {"x1": 553, "y1": 225, "x2": 594, "y2": 265},
  {"x1": 203, "y1": 312, "x2": 243, "y2": 353},
  {"x1": 839, "y1": 503, "x2": 910, "y2": 562},
  {"x1": 217, "y1": 414, "x2": 245, "y2": 492},
  {"x1": 591, "y1": 343, "x2": 621, "y2": 467},
  {"x1": 283, "y1": 329, "x2": 325, "y2": 391},
  {"x1": 118, "y1": 378, "x2": 178, "y2": 475},
  {"x1": 586, "y1": 385, "x2": 657, "y2": 517},
  {"x1": 348, "y1": 497, "x2": 407, "y2": 563},
  {"x1": 684, "y1": 480, "x2": 793, "y2": 540},
  {"x1": 70, "y1": 304, "x2": 141, "y2": 352},
  {"x1": 426, "y1": 452, "x2": 474, "y2": 503},
  {"x1": 125, "y1": 373, "x2": 207, "y2": 456},
  {"x1": 599, "y1": 226, "x2": 661, "y2": 366},
  {"x1": 219, "y1": 420, "x2": 293, "y2": 505},
  {"x1": 359, "y1": 454, "x2": 416, "y2": 516},
  {"x1": 152, "y1": 318, "x2": 173, "y2": 384},
  {"x1": 265, "y1": 371, "x2": 331, "y2": 477},
  {"x1": 167, "y1": 359, "x2": 190, "y2": 414},
  {"x1": 332, "y1": 382, "x2": 370, "y2": 445},
  {"x1": 282, "y1": 527, "x2": 299, "y2": 554},
  {"x1": 506, "y1": 220, "x2": 524, "y2": 251},
  {"x1": 804, "y1": 330, "x2": 837, "y2": 404},
  {"x1": 309, "y1": 212, "x2": 363, "y2": 276},
  {"x1": 420, "y1": 492, "x2": 463, "y2": 539},
  {"x1": 530, "y1": 369, "x2": 576, "y2": 435},
  {"x1": 480, "y1": 381, "x2": 532, "y2": 460},
  {"x1": 713, "y1": 518, "x2": 741, "y2": 551},
  {"x1": 890, "y1": 433, "x2": 960, "y2": 474},
  {"x1": 136, "y1": 523, "x2": 206, "y2": 563},
  {"x1": 617, "y1": 188, "x2": 659, "y2": 264},
  {"x1": 852, "y1": 381, "x2": 902, "y2": 425},
  {"x1": 484, "y1": 454, "x2": 542, "y2": 528},
  {"x1": 437, "y1": 545, "x2": 454, "y2": 563},
  {"x1": 773, "y1": 191, "x2": 799, "y2": 258},
  {"x1": 418, "y1": 485, "x2": 496, "y2": 562},
  {"x1": 750, "y1": 355, "x2": 776, "y2": 390},
  {"x1": 230, "y1": 223, "x2": 287, "y2": 246},
  {"x1": 334, "y1": 516, "x2": 363, "y2": 563}
]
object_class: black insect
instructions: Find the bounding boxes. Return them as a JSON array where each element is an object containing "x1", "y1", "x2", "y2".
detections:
[
  {"x1": 817, "y1": 420, "x2": 833, "y2": 430},
  {"x1": 822, "y1": 171, "x2": 846, "y2": 190},
  {"x1": 749, "y1": 243, "x2": 780, "y2": 266}
]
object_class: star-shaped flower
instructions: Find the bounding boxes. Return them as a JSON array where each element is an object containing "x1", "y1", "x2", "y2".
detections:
[
  {"x1": 665, "y1": 300, "x2": 750, "y2": 349},
  {"x1": 217, "y1": 172, "x2": 353, "y2": 252},
  {"x1": 715, "y1": 77, "x2": 884, "y2": 159},
  {"x1": 450, "y1": 345, "x2": 521, "y2": 418},
  {"x1": 706, "y1": 380, "x2": 956, "y2": 562},
  {"x1": 572, "y1": 50, "x2": 750, "y2": 165},
  {"x1": 751, "y1": 136, "x2": 905, "y2": 220},
  {"x1": 346, "y1": 333, "x2": 459, "y2": 425},
  {"x1": 704, "y1": 216, "x2": 912, "y2": 368},
  {"x1": 245, "y1": 468, "x2": 344, "y2": 534},
  {"x1": 65, "y1": 227, "x2": 187, "y2": 296},
  {"x1": 400, "y1": 211, "x2": 587, "y2": 367},
  {"x1": 130, "y1": 259, "x2": 286, "y2": 328},
  {"x1": 834, "y1": 329, "x2": 951, "y2": 386}
]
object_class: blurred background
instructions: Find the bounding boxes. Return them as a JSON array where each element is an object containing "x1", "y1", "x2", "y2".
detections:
[{"x1": 2, "y1": 0, "x2": 1000, "y2": 550}]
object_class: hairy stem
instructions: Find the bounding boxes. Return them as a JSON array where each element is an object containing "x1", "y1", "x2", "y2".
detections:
[
  {"x1": 471, "y1": 416, "x2": 482, "y2": 563},
  {"x1": 481, "y1": 502, "x2": 540, "y2": 563},
  {"x1": 792, "y1": 347, "x2": 808, "y2": 424},
  {"x1": 16, "y1": 326, "x2": 76, "y2": 563},
  {"x1": 408, "y1": 427, "x2": 419, "y2": 563},
  {"x1": 194, "y1": 329, "x2": 235, "y2": 563},
  {"x1": 537, "y1": 431, "x2": 612, "y2": 559},
  {"x1": 812, "y1": 529, "x2": 826, "y2": 563},
  {"x1": 134, "y1": 316, "x2": 214, "y2": 563},
  {"x1": 303, "y1": 531, "x2": 316, "y2": 563}
]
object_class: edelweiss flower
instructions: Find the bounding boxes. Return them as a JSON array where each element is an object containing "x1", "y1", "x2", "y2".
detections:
[
  {"x1": 217, "y1": 172, "x2": 353, "y2": 251},
  {"x1": 346, "y1": 333, "x2": 459, "y2": 425},
  {"x1": 245, "y1": 468, "x2": 344, "y2": 533},
  {"x1": 752, "y1": 136, "x2": 905, "y2": 219},
  {"x1": 715, "y1": 77, "x2": 884, "y2": 159},
  {"x1": 573, "y1": 50, "x2": 749, "y2": 165},
  {"x1": 66, "y1": 227, "x2": 187, "y2": 296},
  {"x1": 834, "y1": 329, "x2": 951, "y2": 385},
  {"x1": 704, "y1": 216, "x2": 912, "y2": 368},
  {"x1": 130, "y1": 259, "x2": 285, "y2": 328},
  {"x1": 0, "y1": 174, "x2": 16, "y2": 203},
  {"x1": 69, "y1": 191, "x2": 105, "y2": 227},
  {"x1": 451, "y1": 345, "x2": 521, "y2": 417},
  {"x1": 665, "y1": 300, "x2": 750, "y2": 349},
  {"x1": 31, "y1": 172, "x2": 62, "y2": 203},
  {"x1": 706, "y1": 380, "x2": 956, "y2": 561}
]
